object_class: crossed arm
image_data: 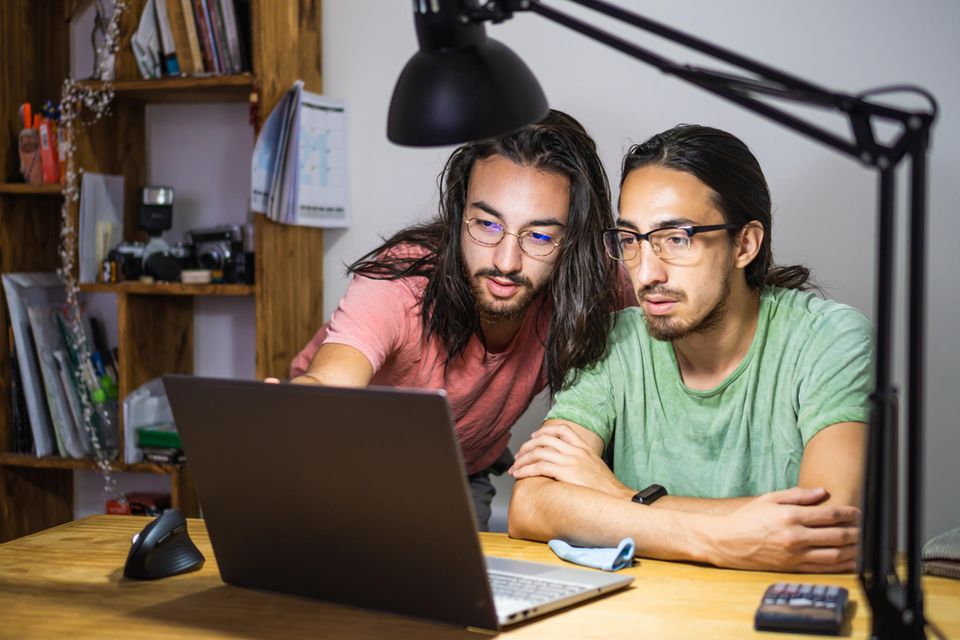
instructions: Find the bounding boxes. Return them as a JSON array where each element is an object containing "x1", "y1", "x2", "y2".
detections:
[{"x1": 507, "y1": 419, "x2": 865, "y2": 572}]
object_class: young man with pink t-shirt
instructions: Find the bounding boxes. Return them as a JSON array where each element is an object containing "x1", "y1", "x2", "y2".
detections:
[{"x1": 287, "y1": 110, "x2": 630, "y2": 530}]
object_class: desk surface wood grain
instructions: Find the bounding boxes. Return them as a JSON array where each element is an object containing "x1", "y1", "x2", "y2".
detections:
[{"x1": 1, "y1": 516, "x2": 958, "y2": 639}]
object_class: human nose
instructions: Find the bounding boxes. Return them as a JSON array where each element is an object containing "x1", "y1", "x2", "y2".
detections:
[
  {"x1": 630, "y1": 241, "x2": 667, "y2": 289},
  {"x1": 492, "y1": 231, "x2": 524, "y2": 274}
]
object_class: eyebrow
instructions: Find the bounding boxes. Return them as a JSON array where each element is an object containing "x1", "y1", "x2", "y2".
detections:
[
  {"x1": 470, "y1": 200, "x2": 566, "y2": 228},
  {"x1": 615, "y1": 216, "x2": 699, "y2": 232}
]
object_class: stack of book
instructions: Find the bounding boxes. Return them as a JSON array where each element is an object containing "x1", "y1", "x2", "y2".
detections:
[
  {"x1": 2, "y1": 273, "x2": 120, "y2": 459},
  {"x1": 132, "y1": 0, "x2": 252, "y2": 79},
  {"x1": 137, "y1": 426, "x2": 185, "y2": 464}
]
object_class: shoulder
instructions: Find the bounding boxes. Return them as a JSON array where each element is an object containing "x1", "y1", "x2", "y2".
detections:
[
  {"x1": 608, "y1": 307, "x2": 650, "y2": 345},
  {"x1": 763, "y1": 287, "x2": 871, "y2": 336}
]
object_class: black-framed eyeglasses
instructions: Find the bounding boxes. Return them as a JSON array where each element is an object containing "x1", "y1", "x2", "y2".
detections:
[
  {"x1": 464, "y1": 217, "x2": 562, "y2": 258},
  {"x1": 602, "y1": 223, "x2": 741, "y2": 264}
]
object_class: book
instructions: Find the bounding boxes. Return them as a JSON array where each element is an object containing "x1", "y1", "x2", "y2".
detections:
[
  {"x1": 28, "y1": 306, "x2": 86, "y2": 459},
  {"x1": 8, "y1": 327, "x2": 34, "y2": 454},
  {"x1": 250, "y1": 80, "x2": 350, "y2": 228},
  {"x1": 217, "y1": 0, "x2": 243, "y2": 74},
  {"x1": 2, "y1": 273, "x2": 63, "y2": 457},
  {"x1": 234, "y1": 0, "x2": 251, "y2": 71},
  {"x1": 154, "y1": 0, "x2": 182, "y2": 75},
  {"x1": 179, "y1": 0, "x2": 206, "y2": 73},
  {"x1": 132, "y1": 0, "x2": 163, "y2": 78},
  {"x1": 165, "y1": 0, "x2": 199, "y2": 74},
  {"x1": 206, "y1": 0, "x2": 232, "y2": 74},
  {"x1": 194, "y1": 0, "x2": 222, "y2": 74}
]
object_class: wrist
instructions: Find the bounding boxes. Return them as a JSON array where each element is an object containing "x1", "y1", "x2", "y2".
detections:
[{"x1": 683, "y1": 512, "x2": 722, "y2": 565}]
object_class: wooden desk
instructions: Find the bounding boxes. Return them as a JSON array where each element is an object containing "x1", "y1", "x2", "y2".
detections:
[{"x1": 1, "y1": 516, "x2": 958, "y2": 639}]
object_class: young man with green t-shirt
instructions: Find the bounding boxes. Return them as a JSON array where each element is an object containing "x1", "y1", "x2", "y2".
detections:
[{"x1": 508, "y1": 125, "x2": 872, "y2": 573}]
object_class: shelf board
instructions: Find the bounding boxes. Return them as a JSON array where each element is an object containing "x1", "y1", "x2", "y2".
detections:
[
  {"x1": 0, "y1": 183, "x2": 63, "y2": 195},
  {"x1": 0, "y1": 453, "x2": 179, "y2": 475},
  {"x1": 80, "y1": 282, "x2": 255, "y2": 296},
  {"x1": 77, "y1": 74, "x2": 256, "y2": 103}
]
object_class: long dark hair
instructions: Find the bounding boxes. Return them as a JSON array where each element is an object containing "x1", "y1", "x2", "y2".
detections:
[
  {"x1": 620, "y1": 124, "x2": 813, "y2": 290},
  {"x1": 348, "y1": 110, "x2": 620, "y2": 393}
]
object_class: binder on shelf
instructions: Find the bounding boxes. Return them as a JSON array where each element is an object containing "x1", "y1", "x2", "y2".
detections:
[
  {"x1": 27, "y1": 306, "x2": 84, "y2": 459},
  {"x1": 78, "y1": 172, "x2": 124, "y2": 284},
  {"x1": 132, "y1": 0, "x2": 163, "y2": 79},
  {"x1": 250, "y1": 80, "x2": 350, "y2": 228},
  {"x1": 2, "y1": 273, "x2": 63, "y2": 458}
]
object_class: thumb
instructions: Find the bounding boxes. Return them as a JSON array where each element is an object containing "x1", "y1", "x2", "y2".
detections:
[{"x1": 763, "y1": 486, "x2": 827, "y2": 506}]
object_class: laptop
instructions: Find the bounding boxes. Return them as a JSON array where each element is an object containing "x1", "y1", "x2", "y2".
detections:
[{"x1": 162, "y1": 375, "x2": 633, "y2": 631}]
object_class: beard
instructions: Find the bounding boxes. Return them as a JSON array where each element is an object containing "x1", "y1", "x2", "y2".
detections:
[
  {"x1": 641, "y1": 267, "x2": 732, "y2": 341},
  {"x1": 469, "y1": 267, "x2": 545, "y2": 321}
]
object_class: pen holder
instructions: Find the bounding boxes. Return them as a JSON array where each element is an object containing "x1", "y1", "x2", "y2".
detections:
[{"x1": 18, "y1": 129, "x2": 43, "y2": 184}]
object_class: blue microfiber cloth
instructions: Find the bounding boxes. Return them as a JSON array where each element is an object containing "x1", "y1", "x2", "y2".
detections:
[{"x1": 547, "y1": 537, "x2": 635, "y2": 571}]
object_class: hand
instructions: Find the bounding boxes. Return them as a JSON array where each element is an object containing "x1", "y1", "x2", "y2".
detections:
[
  {"x1": 265, "y1": 374, "x2": 323, "y2": 385},
  {"x1": 509, "y1": 423, "x2": 634, "y2": 500},
  {"x1": 708, "y1": 487, "x2": 859, "y2": 573}
]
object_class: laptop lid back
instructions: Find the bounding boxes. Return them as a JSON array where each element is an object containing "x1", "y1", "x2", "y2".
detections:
[{"x1": 163, "y1": 375, "x2": 499, "y2": 630}]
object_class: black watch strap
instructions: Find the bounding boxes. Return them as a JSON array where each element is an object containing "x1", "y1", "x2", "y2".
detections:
[{"x1": 631, "y1": 483, "x2": 667, "y2": 505}]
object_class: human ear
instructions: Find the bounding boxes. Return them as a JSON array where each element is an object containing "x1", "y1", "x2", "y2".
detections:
[{"x1": 734, "y1": 221, "x2": 764, "y2": 268}]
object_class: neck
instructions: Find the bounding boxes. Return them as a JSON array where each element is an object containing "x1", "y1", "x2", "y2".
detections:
[
  {"x1": 672, "y1": 280, "x2": 760, "y2": 390},
  {"x1": 480, "y1": 314, "x2": 525, "y2": 353}
]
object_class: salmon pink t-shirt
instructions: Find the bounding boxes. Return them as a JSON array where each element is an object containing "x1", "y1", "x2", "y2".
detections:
[{"x1": 290, "y1": 268, "x2": 550, "y2": 475}]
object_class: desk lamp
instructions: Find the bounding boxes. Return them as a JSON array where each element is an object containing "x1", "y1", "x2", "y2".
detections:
[{"x1": 386, "y1": 2, "x2": 937, "y2": 638}]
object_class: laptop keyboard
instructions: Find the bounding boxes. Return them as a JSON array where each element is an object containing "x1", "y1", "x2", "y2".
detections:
[{"x1": 488, "y1": 570, "x2": 589, "y2": 610}]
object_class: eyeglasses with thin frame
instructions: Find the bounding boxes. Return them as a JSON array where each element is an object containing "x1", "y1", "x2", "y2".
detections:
[
  {"x1": 464, "y1": 217, "x2": 563, "y2": 258},
  {"x1": 602, "y1": 223, "x2": 741, "y2": 264}
]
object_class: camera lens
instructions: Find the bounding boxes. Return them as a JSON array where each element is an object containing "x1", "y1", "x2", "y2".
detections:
[{"x1": 198, "y1": 247, "x2": 224, "y2": 270}]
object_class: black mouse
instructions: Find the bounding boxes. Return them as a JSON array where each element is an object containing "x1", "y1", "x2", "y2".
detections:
[{"x1": 123, "y1": 509, "x2": 205, "y2": 580}]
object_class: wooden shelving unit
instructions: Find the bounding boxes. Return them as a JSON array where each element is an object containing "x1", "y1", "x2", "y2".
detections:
[
  {"x1": 0, "y1": 184, "x2": 63, "y2": 195},
  {"x1": 0, "y1": 0, "x2": 325, "y2": 542}
]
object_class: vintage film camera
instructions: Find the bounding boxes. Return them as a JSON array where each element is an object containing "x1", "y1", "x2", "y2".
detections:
[{"x1": 186, "y1": 224, "x2": 252, "y2": 284}]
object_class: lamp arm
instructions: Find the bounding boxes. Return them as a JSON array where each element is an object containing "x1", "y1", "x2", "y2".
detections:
[{"x1": 474, "y1": 0, "x2": 933, "y2": 166}]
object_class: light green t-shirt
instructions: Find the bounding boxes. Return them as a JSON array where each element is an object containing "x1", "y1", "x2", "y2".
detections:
[{"x1": 546, "y1": 287, "x2": 873, "y2": 498}]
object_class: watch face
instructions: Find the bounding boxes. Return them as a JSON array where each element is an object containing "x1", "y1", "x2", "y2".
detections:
[{"x1": 632, "y1": 484, "x2": 667, "y2": 504}]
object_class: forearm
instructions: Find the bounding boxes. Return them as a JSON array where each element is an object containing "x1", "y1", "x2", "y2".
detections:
[
  {"x1": 508, "y1": 477, "x2": 710, "y2": 563},
  {"x1": 653, "y1": 495, "x2": 753, "y2": 515}
]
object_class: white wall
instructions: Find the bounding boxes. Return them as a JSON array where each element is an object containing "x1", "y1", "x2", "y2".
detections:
[{"x1": 320, "y1": 0, "x2": 960, "y2": 538}]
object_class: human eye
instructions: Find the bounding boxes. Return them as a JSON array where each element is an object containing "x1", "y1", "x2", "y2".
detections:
[
  {"x1": 654, "y1": 229, "x2": 691, "y2": 250},
  {"x1": 617, "y1": 231, "x2": 638, "y2": 248},
  {"x1": 474, "y1": 218, "x2": 503, "y2": 234},
  {"x1": 525, "y1": 230, "x2": 556, "y2": 246}
]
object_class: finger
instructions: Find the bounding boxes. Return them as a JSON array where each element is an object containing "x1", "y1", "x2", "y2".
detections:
[
  {"x1": 264, "y1": 377, "x2": 281, "y2": 384},
  {"x1": 792, "y1": 525, "x2": 860, "y2": 548},
  {"x1": 765, "y1": 486, "x2": 827, "y2": 506},
  {"x1": 798, "y1": 505, "x2": 861, "y2": 527},
  {"x1": 514, "y1": 436, "x2": 582, "y2": 469},
  {"x1": 510, "y1": 460, "x2": 564, "y2": 481},
  {"x1": 791, "y1": 560, "x2": 857, "y2": 574},
  {"x1": 798, "y1": 543, "x2": 858, "y2": 566},
  {"x1": 533, "y1": 424, "x2": 589, "y2": 449},
  {"x1": 512, "y1": 447, "x2": 570, "y2": 473}
]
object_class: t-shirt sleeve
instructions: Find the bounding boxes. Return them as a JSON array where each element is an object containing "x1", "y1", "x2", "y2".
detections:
[
  {"x1": 317, "y1": 275, "x2": 419, "y2": 373},
  {"x1": 796, "y1": 306, "x2": 874, "y2": 445},
  {"x1": 544, "y1": 324, "x2": 622, "y2": 447}
]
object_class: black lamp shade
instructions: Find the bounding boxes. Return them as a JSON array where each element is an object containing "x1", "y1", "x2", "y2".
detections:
[{"x1": 388, "y1": 37, "x2": 548, "y2": 147}]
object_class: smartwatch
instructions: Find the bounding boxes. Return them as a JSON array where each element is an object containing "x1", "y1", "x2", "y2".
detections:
[{"x1": 631, "y1": 483, "x2": 667, "y2": 505}]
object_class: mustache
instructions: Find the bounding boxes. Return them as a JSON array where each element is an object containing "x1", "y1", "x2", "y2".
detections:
[
  {"x1": 639, "y1": 285, "x2": 687, "y2": 302},
  {"x1": 474, "y1": 268, "x2": 533, "y2": 288}
]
